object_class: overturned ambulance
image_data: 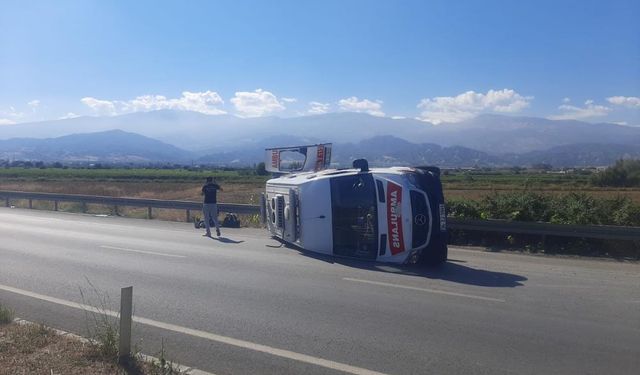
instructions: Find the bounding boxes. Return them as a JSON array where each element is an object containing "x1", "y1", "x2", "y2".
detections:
[{"x1": 260, "y1": 143, "x2": 448, "y2": 265}]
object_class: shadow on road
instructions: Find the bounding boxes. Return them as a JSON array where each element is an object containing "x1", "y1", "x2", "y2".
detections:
[
  {"x1": 287, "y1": 246, "x2": 527, "y2": 288},
  {"x1": 206, "y1": 236, "x2": 245, "y2": 244}
]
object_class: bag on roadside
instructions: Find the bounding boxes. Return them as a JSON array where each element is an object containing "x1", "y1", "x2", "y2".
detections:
[{"x1": 222, "y1": 213, "x2": 241, "y2": 228}]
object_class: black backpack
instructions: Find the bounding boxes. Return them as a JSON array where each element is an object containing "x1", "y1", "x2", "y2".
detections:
[{"x1": 222, "y1": 213, "x2": 241, "y2": 228}]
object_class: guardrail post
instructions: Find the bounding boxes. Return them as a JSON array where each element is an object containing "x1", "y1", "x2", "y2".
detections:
[
  {"x1": 54, "y1": 201, "x2": 58, "y2": 211},
  {"x1": 147, "y1": 207, "x2": 152, "y2": 219},
  {"x1": 29, "y1": 199, "x2": 33, "y2": 209},
  {"x1": 114, "y1": 205, "x2": 119, "y2": 216},
  {"x1": 186, "y1": 209, "x2": 191, "y2": 222},
  {"x1": 81, "y1": 202, "x2": 87, "y2": 213},
  {"x1": 4, "y1": 198, "x2": 8, "y2": 207},
  {"x1": 118, "y1": 286, "x2": 133, "y2": 365}
]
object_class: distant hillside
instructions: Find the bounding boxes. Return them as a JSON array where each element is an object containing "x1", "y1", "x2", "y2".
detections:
[
  {"x1": 510, "y1": 143, "x2": 640, "y2": 167},
  {"x1": 330, "y1": 137, "x2": 499, "y2": 167},
  {"x1": 1, "y1": 129, "x2": 638, "y2": 168},
  {"x1": 0, "y1": 130, "x2": 194, "y2": 163},
  {"x1": 1, "y1": 111, "x2": 639, "y2": 155},
  {"x1": 199, "y1": 136, "x2": 640, "y2": 168}
]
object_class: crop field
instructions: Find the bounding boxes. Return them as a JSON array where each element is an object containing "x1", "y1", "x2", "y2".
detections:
[
  {"x1": 441, "y1": 171, "x2": 640, "y2": 203},
  {"x1": 0, "y1": 168, "x2": 267, "y2": 223},
  {"x1": 2, "y1": 167, "x2": 640, "y2": 204}
]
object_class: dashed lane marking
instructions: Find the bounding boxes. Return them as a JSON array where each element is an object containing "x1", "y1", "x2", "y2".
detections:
[
  {"x1": 343, "y1": 277, "x2": 506, "y2": 303},
  {"x1": 100, "y1": 245, "x2": 186, "y2": 258}
]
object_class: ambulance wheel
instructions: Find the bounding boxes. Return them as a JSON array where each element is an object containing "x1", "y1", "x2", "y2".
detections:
[{"x1": 422, "y1": 243, "x2": 448, "y2": 266}]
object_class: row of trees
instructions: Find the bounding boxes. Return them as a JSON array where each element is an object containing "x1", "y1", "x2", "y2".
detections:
[{"x1": 591, "y1": 159, "x2": 640, "y2": 187}]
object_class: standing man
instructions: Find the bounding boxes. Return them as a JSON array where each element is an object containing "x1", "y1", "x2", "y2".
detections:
[{"x1": 201, "y1": 177, "x2": 223, "y2": 237}]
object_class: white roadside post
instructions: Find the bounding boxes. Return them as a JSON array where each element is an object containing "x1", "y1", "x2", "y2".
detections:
[{"x1": 118, "y1": 286, "x2": 133, "y2": 365}]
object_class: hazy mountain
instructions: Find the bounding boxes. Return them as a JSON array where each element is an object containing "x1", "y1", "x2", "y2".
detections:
[
  {"x1": 0, "y1": 130, "x2": 194, "y2": 163},
  {"x1": 199, "y1": 136, "x2": 640, "y2": 168},
  {"x1": 510, "y1": 143, "x2": 640, "y2": 167},
  {"x1": 3, "y1": 111, "x2": 638, "y2": 155},
  {"x1": 1, "y1": 111, "x2": 639, "y2": 166},
  {"x1": 331, "y1": 137, "x2": 499, "y2": 167},
  {"x1": 426, "y1": 114, "x2": 640, "y2": 154},
  {"x1": 1, "y1": 129, "x2": 638, "y2": 167}
]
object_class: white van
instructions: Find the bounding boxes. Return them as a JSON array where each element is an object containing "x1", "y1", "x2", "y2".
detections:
[{"x1": 261, "y1": 144, "x2": 447, "y2": 265}]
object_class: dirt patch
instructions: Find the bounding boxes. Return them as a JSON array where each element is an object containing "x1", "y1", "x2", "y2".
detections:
[
  {"x1": 0, "y1": 322, "x2": 122, "y2": 375},
  {"x1": 0, "y1": 321, "x2": 189, "y2": 375}
]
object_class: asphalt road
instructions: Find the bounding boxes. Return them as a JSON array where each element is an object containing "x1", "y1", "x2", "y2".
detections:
[{"x1": 1, "y1": 208, "x2": 639, "y2": 374}]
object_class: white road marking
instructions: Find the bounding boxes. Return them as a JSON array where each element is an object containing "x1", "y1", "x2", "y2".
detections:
[
  {"x1": 0, "y1": 283, "x2": 388, "y2": 375},
  {"x1": 343, "y1": 277, "x2": 506, "y2": 303},
  {"x1": 100, "y1": 245, "x2": 186, "y2": 258}
]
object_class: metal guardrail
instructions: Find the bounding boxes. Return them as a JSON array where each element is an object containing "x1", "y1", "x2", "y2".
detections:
[
  {"x1": 0, "y1": 190, "x2": 258, "y2": 221},
  {"x1": 447, "y1": 217, "x2": 640, "y2": 241},
  {"x1": 1, "y1": 190, "x2": 639, "y2": 241}
]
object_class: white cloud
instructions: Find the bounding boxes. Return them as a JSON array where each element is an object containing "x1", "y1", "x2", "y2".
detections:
[
  {"x1": 391, "y1": 116, "x2": 406, "y2": 120},
  {"x1": 606, "y1": 96, "x2": 640, "y2": 108},
  {"x1": 230, "y1": 89, "x2": 285, "y2": 117},
  {"x1": 122, "y1": 91, "x2": 225, "y2": 115},
  {"x1": 59, "y1": 112, "x2": 80, "y2": 120},
  {"x1": 549, "y1": 99, "x2": 611, "y2": 120},
  {"x1": 80, "y1": 97, "x2": 117, "y2": 115},
  {"x1": 416, "y1": 89, "x2": 532, "y2": 124},
  {"x1": 308, "y1": 101, "x2": 330, "y2": 115},
  {"x1": 0, "y1": 106, "x2": 25, "y2": 122},
  {"x1": 81, "y1": 91, "x2": 226, "y2": 116},
  {"x1": 562, "y1": 97, "x2": 571, "y2": 103},
  {"x1": 338, "y1": 96, "x2": 385, "y2": 117},
  {"x1": 281, "y1": 97, "x2": 297, "y2": 103},
  {"x1": 28, "y1": 100, "x2": 40, "y2": 109}
]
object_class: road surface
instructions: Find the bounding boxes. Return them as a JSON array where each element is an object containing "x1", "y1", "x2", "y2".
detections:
[{"x1": 1, "y1": 208, "x2": 639, "y2": 374}]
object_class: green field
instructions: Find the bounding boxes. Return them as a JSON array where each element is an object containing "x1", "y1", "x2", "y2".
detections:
[{"x1": 0, "y1": 167, "x2": 269, "y2": 183}]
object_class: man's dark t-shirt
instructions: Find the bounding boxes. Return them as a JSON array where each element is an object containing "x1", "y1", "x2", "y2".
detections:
[{"x1": 202, "y1": 183, "x2": 221, "y2": 204}]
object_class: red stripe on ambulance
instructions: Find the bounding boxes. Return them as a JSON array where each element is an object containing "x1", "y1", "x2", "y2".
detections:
[{"x1": 386, "y1": 182, "x2": 405, "y2": 255}]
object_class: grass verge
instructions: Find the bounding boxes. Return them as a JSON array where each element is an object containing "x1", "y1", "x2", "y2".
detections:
[{"x1": 0, "y1": 304, "x2": 15, "y2": 324}]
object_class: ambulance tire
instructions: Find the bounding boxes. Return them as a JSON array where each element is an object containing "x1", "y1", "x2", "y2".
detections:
[{"x1": 422, "y1": 243, "x2": 448, "y2": 266}]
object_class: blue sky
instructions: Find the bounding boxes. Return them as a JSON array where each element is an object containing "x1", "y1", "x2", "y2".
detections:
[{"x1": 1, "y1": 0, "x2": 639, "y2": 125}]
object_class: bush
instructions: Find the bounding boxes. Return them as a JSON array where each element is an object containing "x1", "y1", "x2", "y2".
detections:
[
  {"x1": 481, "y1": 192, "x2": 552, "y2": 222},
  {"x1": 447, "y1": 191, "x2": 640, "y2": 227},
  {"x1": 591, "y1": 159, "x2": 640, "y2": 187},
  {"x1": 550, "y1": 193, "x2": 601, "y2": 225},
  {"x1": 0, "y1": 304, "x2": 15, "y2": 324},
  {"x1": 447, "y1": 199, "x2": 481, "y2": 219}
]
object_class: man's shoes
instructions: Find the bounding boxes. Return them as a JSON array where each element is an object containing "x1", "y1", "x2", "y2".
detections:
[
  {"x1": 204, "y1": 232, "x2": 211, "y2": 237},
  {"x1": 216, "y1": 229, "x2": 221, "y2": 237}
]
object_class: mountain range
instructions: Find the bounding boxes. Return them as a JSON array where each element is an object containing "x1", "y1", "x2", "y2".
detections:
[{"x1": 0, "y1": 111, "x2": 639, "y2": 167}]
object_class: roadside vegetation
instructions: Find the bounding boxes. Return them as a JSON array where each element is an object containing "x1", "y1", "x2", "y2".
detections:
[
  {"x1": 447, "y1": 191, "x2": 640, "y2": 226},
  {"x1": 591, "y1": 159, "x2": 640, "y2": 187},
  {"x1": 0, "y1": 290, "x2": 190, "y2": 375},
  {"x1": 0, "y1": 303, "x2": 15, "y2": 324}
]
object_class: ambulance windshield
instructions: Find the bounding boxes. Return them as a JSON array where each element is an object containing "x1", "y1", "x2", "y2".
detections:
[{"x1": 330, "y1": 174, "x2": 378, "y2": 259}]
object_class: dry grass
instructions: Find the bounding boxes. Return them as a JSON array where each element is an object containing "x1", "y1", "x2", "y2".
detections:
[
  {"x1": 0, "y1": 322, "x2": 124, "y2": 375},
  {"x1": 0, "y1": 180, "x2": 265, "y2": 224},
  {"x1": 0, "y1": 321, "x2": 191, "y2": 375},
  {"x1": 0, "y1": 305, "x2": 13, "y2": 324},
  {"x1": 0, "y1": 180, "x2": 264, "y2": 204}
]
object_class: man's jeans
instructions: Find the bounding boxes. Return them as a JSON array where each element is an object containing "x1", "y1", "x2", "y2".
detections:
[{"x1": 202, "y1": 203, "x2": 220, "y2": 234}]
